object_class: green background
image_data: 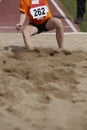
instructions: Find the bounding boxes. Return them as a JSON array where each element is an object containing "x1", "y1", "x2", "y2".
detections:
[{"x1": 60, "y1": 0, "x2": 87, "y2": 32}]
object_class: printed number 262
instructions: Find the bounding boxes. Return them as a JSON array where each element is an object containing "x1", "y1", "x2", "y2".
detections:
[{"x1": 34, "y1": 7, "x2": 45, "y2": 17}]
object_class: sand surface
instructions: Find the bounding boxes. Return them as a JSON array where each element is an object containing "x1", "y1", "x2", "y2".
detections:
[{"x1": 0, "y1": 33, "x2": 87, "y2": 130}]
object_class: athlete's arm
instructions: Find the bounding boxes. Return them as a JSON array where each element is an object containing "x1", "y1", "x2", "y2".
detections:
[{"x1": 16, "y1": 12, "x2": 27, "y2": 30}]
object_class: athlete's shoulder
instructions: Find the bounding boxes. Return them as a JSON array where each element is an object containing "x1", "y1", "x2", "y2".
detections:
[
  {"x1": 20, "y1": 0, "x2": 31, "y2": 5},
  {"x1": 20, "y1": 0, "x2": 30, "y2": 13}
]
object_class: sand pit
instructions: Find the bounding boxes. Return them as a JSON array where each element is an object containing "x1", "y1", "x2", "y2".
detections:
[{"x1": 0, "y1": 33, "x2": 87, "y2": 130}]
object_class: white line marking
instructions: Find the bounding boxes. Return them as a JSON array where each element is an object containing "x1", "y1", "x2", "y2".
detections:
[
  {"x1": 0, "y1": 25, "x2": 71, "y2": 29},
  {"x1": 0, "y1": 28, "x2": 87, "y2": 35},
  {"x1": 50, "y1": 0, "x2": 78, "y2": 32},
  {"x1": 64, "y1": 32, "x2": 87, "y2": 35},
  {"x1": 42, "y1": 32, "x2": 87, "y2": 35},
  {"x1": 0, "y1": 26, "x2": 86, "y2": 34},
  {"x1": 42, "y1": 32, "x2": 86, "y2": 35},
  {"x1": 0, "y1": 26, "x2": 16, "y2": 28}
]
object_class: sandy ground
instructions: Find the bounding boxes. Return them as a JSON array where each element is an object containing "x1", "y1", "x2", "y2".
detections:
[{"x1": 0, "y1": 33, "x2": 87, "y2": 130}]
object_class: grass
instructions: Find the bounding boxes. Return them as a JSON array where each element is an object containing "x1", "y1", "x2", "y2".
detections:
[{"x1": 60, "y1": 0, "x2": 87, "y2": 32}]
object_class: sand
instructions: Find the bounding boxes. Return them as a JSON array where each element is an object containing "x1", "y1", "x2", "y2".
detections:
[{"x1": 0, "y1": 33, "x2": 87, "y2": 130}]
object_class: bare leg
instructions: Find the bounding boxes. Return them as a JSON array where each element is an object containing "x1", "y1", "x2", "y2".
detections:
[
  {"x1": 22, "y1": 25, "x2": 38, "y2": 50},
  {"x1": 46, "y1": 17, "x2": 64, "y2": 48}
]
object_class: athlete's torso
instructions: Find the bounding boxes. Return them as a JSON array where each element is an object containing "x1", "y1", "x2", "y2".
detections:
[{"x1": 20, "y1": 0, "x2": 53, "y2": 24}]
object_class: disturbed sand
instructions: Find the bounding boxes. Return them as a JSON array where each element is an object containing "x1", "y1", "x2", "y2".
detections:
[{"x1": 0, "y1": 33, "x2": 87, "y2": 130}]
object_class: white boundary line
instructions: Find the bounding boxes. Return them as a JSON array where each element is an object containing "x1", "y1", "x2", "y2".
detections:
[
  {"x1": 50, "y1": 0, "x2": 78, "y2": 32},
  {"x1": 0, "y1": 26, "x2": 16, "y2": 28},
  {"x1": 64, "y1": 32, "x2": 87, "y2": 35},
  {"x1": 44, "y1": 31, "x2": 87, "y2": 35},
  {"x1": 0, "y1": 26, "x2": 87, "y2": 35},
  {"x1": 0, "y1": 25, "x2": 72, "y2": 29}
]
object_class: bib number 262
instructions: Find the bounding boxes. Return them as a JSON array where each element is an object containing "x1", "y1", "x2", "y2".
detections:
[
  {"x1": 30, "y1": 6, "x2": 48, "y2": 19},
  {"x1": 34, "y1": 7, "x2": 45, "y2": 17}
]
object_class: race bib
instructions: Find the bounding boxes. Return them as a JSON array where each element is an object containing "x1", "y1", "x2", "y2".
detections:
[{"x1": 30, "y1": 5, "x2": 48, "y2": 19}]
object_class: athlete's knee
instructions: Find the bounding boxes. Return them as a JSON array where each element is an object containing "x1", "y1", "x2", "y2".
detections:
[
  {"x1": 52, "y1": 18, "x2": 63, "y2": 28},
  {"x1": 55, "y1": 19, "x2": 63, "y2": 28}
]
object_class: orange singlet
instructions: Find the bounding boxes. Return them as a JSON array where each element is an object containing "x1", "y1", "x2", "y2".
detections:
[{"x1": 20, "y1": 0, "x2": 53, "y2": 24}]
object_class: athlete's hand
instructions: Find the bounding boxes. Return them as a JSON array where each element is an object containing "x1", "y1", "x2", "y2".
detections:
[{"x1": 16, "y1": 24, "x2": 23, "y2": 31}]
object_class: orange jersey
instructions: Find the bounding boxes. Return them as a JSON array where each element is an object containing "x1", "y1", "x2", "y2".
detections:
[{"x1": 20, "y1": 0, "x2": 53, "y2": 24}]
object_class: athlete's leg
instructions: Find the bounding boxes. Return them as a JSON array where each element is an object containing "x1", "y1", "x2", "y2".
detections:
[
  {"x1": 22, "y1": 25, "x2": 38, "y2": 50},
  {"x1": 46, "y1": 17, "x2": 64, "y2": 48}
]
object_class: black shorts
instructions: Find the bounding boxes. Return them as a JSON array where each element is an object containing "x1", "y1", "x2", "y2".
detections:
[{"x1": 29, "y1": 20, "x2": 48, "y2": 33}]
